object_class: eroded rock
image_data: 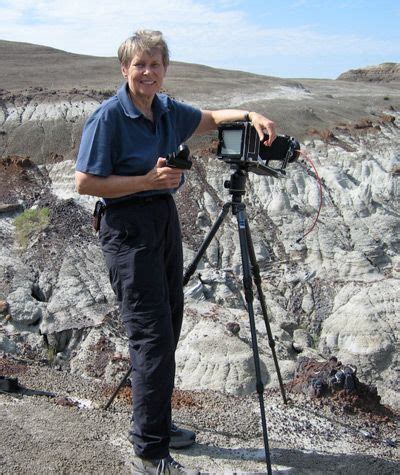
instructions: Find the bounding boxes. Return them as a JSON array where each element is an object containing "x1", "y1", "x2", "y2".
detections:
[{"x1": 0, "y1": 90, "x2": 399, "y2": 409}]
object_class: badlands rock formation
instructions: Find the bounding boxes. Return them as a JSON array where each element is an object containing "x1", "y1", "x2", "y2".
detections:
[
  {"x1": 0, "y1": 43, "x2": 399, "y2": 409},
  {"x1": 338, "y1": 62, "x2": 400, "y2": 83}
]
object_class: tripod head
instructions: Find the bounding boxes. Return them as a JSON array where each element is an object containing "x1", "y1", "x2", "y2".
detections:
[{"x1": 224, "y1": 165, "x2": 249, "y2": 199}]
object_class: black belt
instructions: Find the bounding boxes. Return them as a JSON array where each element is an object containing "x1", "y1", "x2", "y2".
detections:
[
  {"x1": 93, "y1": 194, "x2": 171, "y2": 232},
  {"x1": 105, "y1": 193, "x2": 171, "y2": 210}
]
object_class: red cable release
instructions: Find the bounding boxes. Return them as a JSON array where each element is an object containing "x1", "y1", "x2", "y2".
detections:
[{"x1": 295, "y1": 150, "x2": 323, "y2": 243}]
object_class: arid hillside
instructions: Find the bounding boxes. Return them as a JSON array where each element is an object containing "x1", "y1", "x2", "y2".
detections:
[
  {"x1": 0, "y1": 40, "x2": 399, "y2": 474},
  {"x1": 1, "y1": 39, "x2": 399, "y2": 161}
]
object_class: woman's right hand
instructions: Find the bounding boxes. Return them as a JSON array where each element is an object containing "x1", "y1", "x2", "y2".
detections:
[
  {"x1": 75, "y1": 158, "x2": 183, "y2": 198},
  {"x1": 144, "y1": 157, "x2": 183, "y2": 190}
]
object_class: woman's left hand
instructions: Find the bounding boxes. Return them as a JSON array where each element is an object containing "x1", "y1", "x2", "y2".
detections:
[{"x1": 248, "y1": 112, "x2": 276, "y2": 146}]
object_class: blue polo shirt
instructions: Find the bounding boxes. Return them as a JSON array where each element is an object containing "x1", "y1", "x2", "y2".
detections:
[{"x1": 76, "y1": 83, "x2": 202, "y2": 203}]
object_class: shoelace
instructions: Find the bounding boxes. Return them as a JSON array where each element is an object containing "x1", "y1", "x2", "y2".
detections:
[
  {"x1": 156, "y1": 456, "x2": 185, "y2": 474},
  {"x1": 169, "y1": 458, "x2": 185, "y2": 471},
  {"x1": 156, "y1": 458, "x2": 167, "y2": 475}
]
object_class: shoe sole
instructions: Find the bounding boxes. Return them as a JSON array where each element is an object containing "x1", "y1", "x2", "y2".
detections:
[
  {"x1": 128, "y1": 434, "x2": 196, "y2": 449},
  {"x1": 169, "y1": 437, "x2": 196, "y2": 449}
]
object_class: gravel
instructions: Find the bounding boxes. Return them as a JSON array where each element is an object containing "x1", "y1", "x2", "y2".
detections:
[{"x1": 1, "y1": 358, "x2": 399, "y2": 474}]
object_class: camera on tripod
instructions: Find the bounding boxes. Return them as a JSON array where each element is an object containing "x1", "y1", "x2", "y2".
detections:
[{"x1": 217, "y1": 121, "x2": 300, "y2": 177}]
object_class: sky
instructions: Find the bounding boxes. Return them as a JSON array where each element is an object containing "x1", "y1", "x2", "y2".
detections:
[{"x1": 0, "y1": 0, "x2": 399, "y2": 79}]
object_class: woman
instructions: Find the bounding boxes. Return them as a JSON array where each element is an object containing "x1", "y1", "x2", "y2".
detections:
[{"x1": 75, "y1": 30, "x2": 276, "y2": 475}]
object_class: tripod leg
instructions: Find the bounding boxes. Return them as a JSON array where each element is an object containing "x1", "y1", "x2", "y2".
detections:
[
  {"x1": 235, "y1": 206, "x2": 272, "y2": 475},
  {"x1": 245, "y1": 221, "x2": 288, "y2": 405},
  {"x1": 183, "y1": 202, "x2": 231, "y2": 286},
  {"x1": 104, "y1": 365, "x2": 132, "y2": 410}
]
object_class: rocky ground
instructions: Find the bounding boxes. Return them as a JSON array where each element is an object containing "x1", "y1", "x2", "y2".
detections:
[
  {"x1": 0, "y1": 41, "x2": 399, "y2": 474},
  {"x1": 1, "y1": 357, "x2": 399, "y2": 474}
]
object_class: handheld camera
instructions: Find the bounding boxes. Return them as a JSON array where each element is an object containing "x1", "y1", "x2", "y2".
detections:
[{"x1": 166, "y1": 144, "x2": 192, "y2": 170}]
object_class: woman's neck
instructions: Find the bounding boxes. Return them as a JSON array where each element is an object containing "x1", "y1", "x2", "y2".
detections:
[{"x1": 129, "y1": 91, "x2": 154, "y2": 121}]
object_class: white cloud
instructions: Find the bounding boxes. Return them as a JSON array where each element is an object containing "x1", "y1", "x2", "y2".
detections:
[{"x1": 0, "y1": 0, "x2": 398, "y2": 77}]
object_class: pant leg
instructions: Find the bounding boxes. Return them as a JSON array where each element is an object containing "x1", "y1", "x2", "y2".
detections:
[
  {"x1": 100, "y1": 196, "x2": 179, "y2": 460},
  {"x1": 164, "y1": 197, "x2": 184, "y2": 348}
]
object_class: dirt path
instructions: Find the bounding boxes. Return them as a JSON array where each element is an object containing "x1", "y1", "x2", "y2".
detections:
[{"x1": 1, "y1": 361, "x2": 398, "y2": 474}]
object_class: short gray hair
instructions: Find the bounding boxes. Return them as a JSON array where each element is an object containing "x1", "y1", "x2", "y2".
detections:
[{"x1": 118, "y1": 30, "x2": 170, "y2": 67}]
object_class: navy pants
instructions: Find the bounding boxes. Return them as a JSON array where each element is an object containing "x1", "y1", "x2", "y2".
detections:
[{"x1": 99, "y1": 194, "x2": 184, "y2": 459}]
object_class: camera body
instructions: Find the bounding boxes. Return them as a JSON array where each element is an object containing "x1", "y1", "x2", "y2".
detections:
[
  {"x1": 217, "y1": 121, "x2": 300, "y2": 177},
  {"x1": 166, "y1": 144, "x2": 192, "y2": 170},
  {"x1": 217, "y1": 121, "x2": 260, "y2": 162}
]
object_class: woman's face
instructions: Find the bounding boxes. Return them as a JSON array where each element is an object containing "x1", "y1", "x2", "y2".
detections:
[{"x1": 121, "y1": 49, "x2": 166, "y2": 102}]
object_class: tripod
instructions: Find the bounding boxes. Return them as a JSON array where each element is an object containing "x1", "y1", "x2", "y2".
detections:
[
  {"x1": 186, "y1": 165, "x2": 287, "y2": 474},
  {"x1": 105, "y1": 164, "x2": 288, "y2": 474}
]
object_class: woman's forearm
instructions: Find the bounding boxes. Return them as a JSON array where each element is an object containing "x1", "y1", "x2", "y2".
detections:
[
  {"x1": 195, "y1": 109, "x2": 276, "y2": 146},
  {"x1": 195, "y1": 109, "x2": 248, "y2": 134},
  {"x1": 211, "y1": 109, "x2": 256, "y2": 125},
  {"x1": 75, "y1": 158, "x2": 183, "y2": 198},
  {"x1": 75, "y1": 171, "x2": 148, "y2": 198}
]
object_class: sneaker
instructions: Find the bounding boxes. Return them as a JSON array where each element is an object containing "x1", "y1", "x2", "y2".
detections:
[
  {"x1": 169, "y1": 423, "x2": 196, "y2": 449},
  {"x1": 128, "y1": 423, "x2": 196, "y2": 450},
  {"x1": 131, "y1": 454, "x2": 199, "y2": 474}
]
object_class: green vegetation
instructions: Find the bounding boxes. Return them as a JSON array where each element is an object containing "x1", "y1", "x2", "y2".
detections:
[
  {"x1": 46, "y1": 344, "x2": 58, "y2": 362},
  {"x1": 383, "y1": 96, "x2": 390, "y2": 100},
  {"x1": 14, "y1": 207, "x2": 51, "y2": 249}
]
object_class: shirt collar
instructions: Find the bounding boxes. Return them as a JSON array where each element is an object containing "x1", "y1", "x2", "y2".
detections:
[{"x1": 117, "y1": 83, "x2": 169, "y2": 120}]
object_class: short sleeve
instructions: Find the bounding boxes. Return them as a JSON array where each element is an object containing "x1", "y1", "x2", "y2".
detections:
[
  {"x1": 75, "y1": 108, "x2": 116, "y2": 177},
  {"x1": 172, "y1": 100, "x2": 202, "y2": 144}
]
